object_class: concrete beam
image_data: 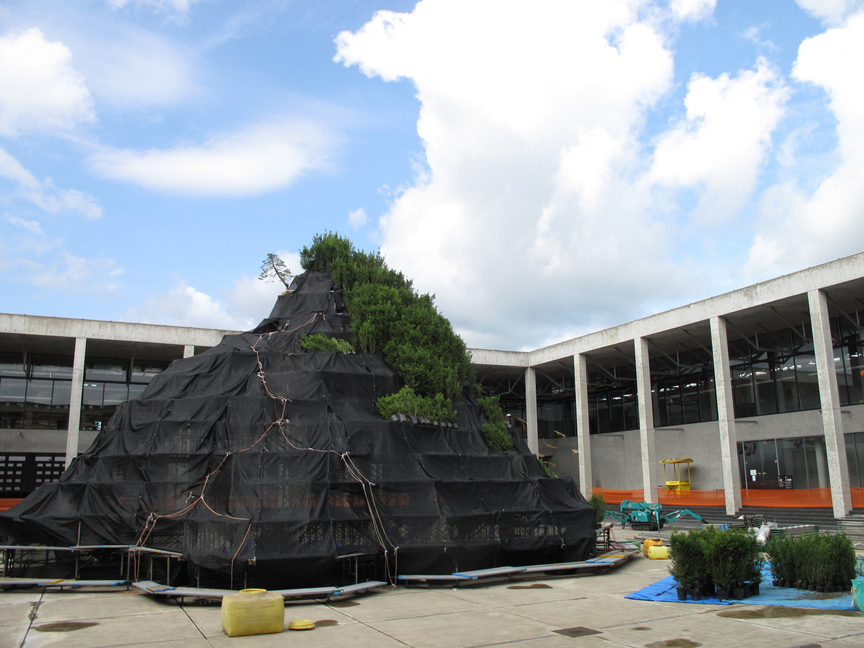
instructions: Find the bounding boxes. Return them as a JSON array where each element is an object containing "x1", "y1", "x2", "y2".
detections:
[
  {"x1": 525, "y1": 367, "x2": 538, "y2": 455},
  {"x1": 634, "y1": 337, "x2": 657, "y2": 503},
  {"x1": 809, "y1": 289, "x2": 852, "y2": 517},
  {"x1": 505, "y1": 251, "x2": 864, "y2": 367},
  {"x1": 710, "y1": 316, "x2": 742, "y2": 515},
  {"x1": 0, "y1": 313, "x2": 233, "y2": 347},
  {"x1": 574, "y1": 354, "x2": 592, "y2": 497}
]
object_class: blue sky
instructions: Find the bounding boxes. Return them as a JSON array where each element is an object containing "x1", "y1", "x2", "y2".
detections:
[{"x1": 1, "y1": 0, "x2": 863, "y2": 351}]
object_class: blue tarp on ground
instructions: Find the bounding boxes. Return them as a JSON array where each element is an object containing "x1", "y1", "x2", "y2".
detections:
[{"x1": 627, "y1": 565, "x2": 855, "y2": 610}]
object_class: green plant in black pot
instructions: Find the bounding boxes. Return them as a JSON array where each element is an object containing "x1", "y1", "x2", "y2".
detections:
[
  {"x1": 669, "y1": 531, "x2": 701, "y2": 600},
  {"x1": 744, "y1": 532, "x2": 763, "y2": 595}
]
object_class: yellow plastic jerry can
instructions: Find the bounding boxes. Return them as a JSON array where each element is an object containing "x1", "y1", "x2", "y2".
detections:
[
  {"x1": 221, "y1": 588, "x2": 284, "y2": 637},
  {"x1": 643, "y1": 538, "x2": 663, "y2": 557}
]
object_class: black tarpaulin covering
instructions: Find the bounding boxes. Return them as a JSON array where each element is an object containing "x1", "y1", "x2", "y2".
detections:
[{"x1": 0, "y1": 271, "x2": 595, "y2": 587}]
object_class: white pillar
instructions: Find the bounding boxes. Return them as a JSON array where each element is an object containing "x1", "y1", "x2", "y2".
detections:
[
  {"x1": 525, "y1": 367, "x2": 538, "y2": 456},
  {"x1": 183, "y1": 345, "x2": 195, "y2": 358},
  {"x1": 635, "y1": 337, "x2": 658, "y2": 503},
  {"x1": 65, "y1": 337, "x2": 87, "y2": 468},
  {"x1": 574, "y1": 354, "x2": 592, "y2": 497},
  {"x1": 808, "y1": 288, "x2": 852, "y2": 517},
  {"x1": 710, "y1": 316, "x2": 742, "y2": 515}
]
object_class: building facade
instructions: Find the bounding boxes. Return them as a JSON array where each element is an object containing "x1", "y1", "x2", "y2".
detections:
[{"x1": 2, "y1": 252, "x2": 863, "y2": 517}]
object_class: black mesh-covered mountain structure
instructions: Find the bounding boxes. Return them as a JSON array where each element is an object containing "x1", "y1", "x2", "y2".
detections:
[{"x1": 0, "y1": 271, "x2": 595, "y2": 587}]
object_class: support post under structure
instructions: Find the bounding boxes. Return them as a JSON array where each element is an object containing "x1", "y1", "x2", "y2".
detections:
[
  {"x1": 183, "y1": 345, "x2": 195, "y2": 359},
  {"x1": 710, "y1": 316, "x2": 742, "y2": 515},
  {"x1": 525, "y1": 367, "x2": 539, "y2": 456},
  {"x1": 65, "y1": 336, "x2": 87, "y2": 468},
  {"x1": 634, "y1": 337, "x2": 657, "y2": 503},
  {"x1": 574, "y1": 354, "x2": 592, "y2": 498},
  {"x1": 808, "y1": 289, "x2": 852, "y2": 518}
]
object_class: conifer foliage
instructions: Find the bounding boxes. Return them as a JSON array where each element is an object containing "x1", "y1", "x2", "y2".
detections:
[
  {"x1": 296, "y1": 232, "x2": 512, "y2": 450},
  {"x1": 300, "y1": 232, "x2": 475, "y2": 398}
]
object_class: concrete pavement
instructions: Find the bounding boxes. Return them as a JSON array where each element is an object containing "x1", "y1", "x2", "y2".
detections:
[{"x1": 3, "y1": 548, "x2": 864, "y2": 648}]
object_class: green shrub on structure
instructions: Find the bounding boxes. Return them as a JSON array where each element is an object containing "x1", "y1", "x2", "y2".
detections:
[
  {"x1": 588, "y1": 492, "x2": 608, "y2": 528},
  {"x1": 294, "y1": 233, "x2": 523, "y2": 446},
  {"x1": 299, "y1": 232, "x2": 474, "y2": 400},
  {"x1": 300, "y1": 333, "x2": 354, "y2": 353},
  {"x1": 477, "y1": 395, "x2": 514, "y2": 451},
  {"x1": 376, "y1": 386, "x2": 457, "y2": 423}
]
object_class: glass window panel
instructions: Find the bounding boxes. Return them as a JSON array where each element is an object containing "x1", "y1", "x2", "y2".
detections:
[
  {"x1": 0, "y1": 361, "x2": 25, "y2": 377},
  {"x1": 753, "y1": 352, "x2": 778, "y2": 415},
  {"x1": 731, "y1": 363, "x2": 756, "y2": 418},
  {"x1": 25, "y1": 379, "x2": 52, "y2": 404},
  {"x1": 698, "y1": 374, "x2": 718, "y2": 421},
  {"x1": 681, "y1": 378, "x2": 700, "y2": 425},
  {"x1": 776, "y1": 350, "x2": 800, "y2": 413},
  {"x1": 845, "y1": 433, "x2": 859, "y2": 489},
  {"x1": 596, "y1": 394, "x2": 610, "y2": 434},
  {"x1": 85, "y1": 359, "x2": 127, "y2": 382},
  {"x1": 804, "y1": 438, "x2": 821, "y2": 489},
  {"x1": 0, "y1": 378, "x2": 27, "y2": 403},
  {"x1": 51, "y1": 381, "x2": 71, "y2": 406},
  {"x1": 839, "y1": 324, "x2": 864, "y2": 405},
  {"x1": 131, "y1": 360, "x2": 170, "y2": 383},
  {"x1": 82, "y1": 382, "x2": 104, "y2": 407},
  {"x1": 621, "y1": 389, "x2": 637, "y2": 430},
  {"x1": 778, "y1": 437, "x2": 809, "y2": 490},
  {"x1": 738, "y1": 442, "x2": 749, "y2": 488},
  {"x1": 30, "y1": 355, "x2": 73, "y2": 379},
  {"x1": 795, "y1": 335, "x2": 821, "y2": 410},
  {"x1": 856, "y1": 433, "x2": 864, "y2": 491},
  {"x1": 103, "y1": 383, "x2": 128, "y2": 406}
]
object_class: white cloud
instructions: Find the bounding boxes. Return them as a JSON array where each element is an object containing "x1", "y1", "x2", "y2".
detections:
[
  {"x1": 10, "y1": 251, "x2": 123, "y2": 297},
  {"x1": 7, "y1": 215, "x2": 43, "y2": 235},
  {"x1": 106, "y1": 0, "x2": 204, "y2": 17},
  {"x1": 0, "y1": 27, "x2": 95, "y2": 137},
  {"x1": 124, "y1": 271, "x2": 289, "y2": 330},
  {"x1": 670, "y1": 0, "x2": 716, "y2": 22},
  {"x1": 649, "y1": 59, "x2": 788, "y2": 224},
  {"x1": 744, "y1": 10, "x2": 864, "y2": 279},
  {"x1": 74, "y1": 28, "x2": 197, "y2": 109},
  {"x1": 336, "y1": 1, "x2": 744, "y2": 348},
  {"x1": 796, "y1": 0, "x2": 864, "y2": 26},
  {"x1": 89, "y1": 118, "x2": 333, "y2": 196},
  {"x1": 0, "y1": 147, "x2": 102, "y2": 218},
  {"x1": 348, "y1": 207, "x2": 367, "y2": 227}
]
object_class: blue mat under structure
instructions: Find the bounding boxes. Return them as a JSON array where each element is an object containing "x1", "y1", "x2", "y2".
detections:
[{"x1": 627, "y1": 565, "x2": 855, "y2": 610}]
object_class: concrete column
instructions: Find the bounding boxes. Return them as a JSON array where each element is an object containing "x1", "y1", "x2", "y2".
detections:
[
  {"x1": 808, "y1": 288, "x2": 852, "y2": 517},
  {"x1": 634, "y1": 337, "x2": 658, "y2": 503},
  {"x1": 574, "y1": 354, "x2": 592, "y2": 497},
  {"x1": 183, "y1": 345, "x2": 195, "y2": 358},
  {"x1": 525, "y1": 367, "x2": 539, "y2": 455},
  {"x1": 65, "y1": 337, "x2": 87, "y2": 468},
  {"x1": 710, "y1": 316, "x2": 742, "y2": 515}
]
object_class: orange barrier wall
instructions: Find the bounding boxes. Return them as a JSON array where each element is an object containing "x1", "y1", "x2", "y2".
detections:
[
  {"x1": 851, "y1": 487, "x2": 864, "y2": 509},
  {"x1": 657, "y1": 489, "x2": 725, "y2": 507},
  {"x1": 740, "y1": 488, "x2": 832, "y2": 508},
  {"x1": 0, "y1": 498, "x2": 22, "y2": 512},
  {"x1": 592, "y1": 488, "x2": 644, "y2": 504}
]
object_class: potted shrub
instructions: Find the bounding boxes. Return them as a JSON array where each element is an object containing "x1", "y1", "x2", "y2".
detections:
[{"x1": 669, "y1": 531, "x2": 700, "y2": 601}]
